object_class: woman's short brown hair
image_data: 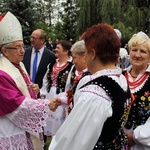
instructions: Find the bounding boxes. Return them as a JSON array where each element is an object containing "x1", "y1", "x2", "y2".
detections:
[
  {"x1": 57, "y1": 40, "x2": 72, "y2": 56},
  {"x1": 81, "y1": 23, "x2": 121, "y2": 64}
]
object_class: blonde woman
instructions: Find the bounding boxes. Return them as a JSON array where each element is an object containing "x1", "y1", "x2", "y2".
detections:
[{"x1": 123, "y1": 32, "x2": 150, "y2": 150}]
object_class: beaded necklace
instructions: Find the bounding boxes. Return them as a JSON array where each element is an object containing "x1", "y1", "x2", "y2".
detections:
[
  {"x1": 73, "y1": 71, "x2": 83, "y2": 84},
  {"x1": 52, "y1": 61, "x2": 69, "y2": 86},
  {"x1": 125, "y1": 72, "x2": 149, "y2": 90}
]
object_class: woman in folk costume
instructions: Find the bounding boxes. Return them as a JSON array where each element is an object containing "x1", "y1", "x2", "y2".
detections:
[
  {"x1": 49, "y1": 23, "x2": 133, "y2": 150},
  {"x1": 40, "y1": 40, "x2": 73, "y2": 136},
  {"x1": 123, "y1": 32, "x2": 150, "y2": 150},
  {"x1": 0, "y1": 12, "x2": 60, "y2": 150},
  {"x1": 65, "y1": 40, "x2": 91, "y2": 113},
  {"x1": 49, "y1": 40, "x2": 90, "y2": 116}
]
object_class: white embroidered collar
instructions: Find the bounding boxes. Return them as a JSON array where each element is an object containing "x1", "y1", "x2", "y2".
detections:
[{"x1": 90, "y1": 67, "x2": 122, "y2": 80}]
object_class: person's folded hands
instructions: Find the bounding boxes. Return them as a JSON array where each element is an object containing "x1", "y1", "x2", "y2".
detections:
[{"x1": 49, "y1": 98, "x2": 61, "y2": 111}]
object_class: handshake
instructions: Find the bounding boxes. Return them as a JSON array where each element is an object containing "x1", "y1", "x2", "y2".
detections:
[{"x1": 49, "y1": 98, "x2": 61, "y2": 111}]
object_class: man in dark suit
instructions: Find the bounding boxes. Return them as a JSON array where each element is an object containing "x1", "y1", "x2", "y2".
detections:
[
  {"x1": 46, "y1": 37, "x2": 54, "y2": 51},
  {"x1": 23, "y1": 29, "x2": 56, "y2": 89}
]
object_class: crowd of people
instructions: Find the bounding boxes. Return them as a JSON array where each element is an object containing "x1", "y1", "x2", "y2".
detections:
[{"x1": 0, "y1": 11, "x2": 150, "y2": 150}]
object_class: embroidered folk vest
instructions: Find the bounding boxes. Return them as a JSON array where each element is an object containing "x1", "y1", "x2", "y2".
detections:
[
  {"x1": 67, "y1": 69, "x2": 91, "y2": 113},
  {"x1": 46, "y1": 60, "x2": 73, "y2": 94},
  {"x1": 79, "y1": 76, "x2": 132, "y2": 149},
  {"x1": 125, "y1": 75, "x2": 150, "y2": 129}
]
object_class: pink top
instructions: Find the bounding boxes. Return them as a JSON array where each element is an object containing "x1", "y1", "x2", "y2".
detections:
[{"x1": 0, "y1": 70, "x2": 25, "y2": 116}]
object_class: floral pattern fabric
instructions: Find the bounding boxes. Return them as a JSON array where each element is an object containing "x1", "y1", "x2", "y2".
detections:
[
  {"x1": 9, "y1": 98, "x2": 50, "y2": 136},
  {"x1": 0, "y1": 133, "x2": 30, "y2": 150}
]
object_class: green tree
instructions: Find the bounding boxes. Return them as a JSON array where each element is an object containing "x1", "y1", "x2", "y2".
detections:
[
  {"x1": 1, "y1": 0, "x2": 149, "y2": 45},
  {"x1": 34, "y1": 0, "x2": 64, "y2": 42},
  {"x1": 35, "y1": 0, "x2": 55, "y2": 25},
  {"x1": 76, "y1": 0, "x2": 150, "y2": 45},
  {"x1": 43, "y1": 0, "x2": 56, "y2": 26},
  {"x1": 76, "y1": 0, "x2": 103, "y2": 35},
  {"x1": 77, "y1": 0, "x2": 124, "y2": 34},
  {"x1": 118, "y1": 0, "x2": 150, "y2": 44},
  {"x1": 61, "y1": 0, "x2": 79, "y2": 43},
  {"x1": 53, "y1": 21, "x2": 64, "y2": 40}
]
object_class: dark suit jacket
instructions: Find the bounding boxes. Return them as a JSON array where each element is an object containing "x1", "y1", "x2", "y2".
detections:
[{"x1": 22, "y1": 47, "x2": 56, "y2": 88}]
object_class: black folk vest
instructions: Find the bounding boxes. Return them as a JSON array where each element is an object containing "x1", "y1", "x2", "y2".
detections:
[
  {"x1": 46, "y1": 60, "x2": 73, "y2": 94},
  {"x1": 79, "y1": 76, "x2": 132, "y2": 150},
  {"x1": 123, "y1": 71, "x2": 150, "y2": 129}
]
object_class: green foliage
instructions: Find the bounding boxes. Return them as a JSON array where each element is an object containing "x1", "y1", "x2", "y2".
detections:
[
  {"x1": 0, "y1": 0, "x2": 149, "y2": 45},
  {"x1": 76, "y1": 0, "x2": 150, "y2": 46},
  {"x1": 115, "y1": 0, "x2": 150, "y2": 44},
  {"x1": 53, "y1": 21, "x2": 64, "y2": 41},
  {"x1": 61, "y1": 0, "x2": 79, "y2": 43},
  {"x1": 100, "y1": 0, "x2": 121, "y2": 24},
  {"x1": 76, "y1": 0, "x2": 96, "y2": 32}
]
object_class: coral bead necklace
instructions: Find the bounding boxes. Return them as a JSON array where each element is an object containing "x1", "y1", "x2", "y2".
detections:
[{"x1": 125, "y1": 72, "x2": 149, "y2": 89}]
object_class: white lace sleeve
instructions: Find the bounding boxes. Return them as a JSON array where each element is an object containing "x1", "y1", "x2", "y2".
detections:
[
  {"x1": 49, "y1": 85, "x2": 112, "y2": 150},
  {"x1": 7, "y1": 97, "x2": 50, "y2": 136}
]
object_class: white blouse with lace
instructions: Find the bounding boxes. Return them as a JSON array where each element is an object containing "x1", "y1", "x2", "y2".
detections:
[
  {"x1": 49, "y1": 68, "x2": 128, "y2": 150},
  {"x1": 0, "y1": 98, "x2": 49, "y2": 150}
]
